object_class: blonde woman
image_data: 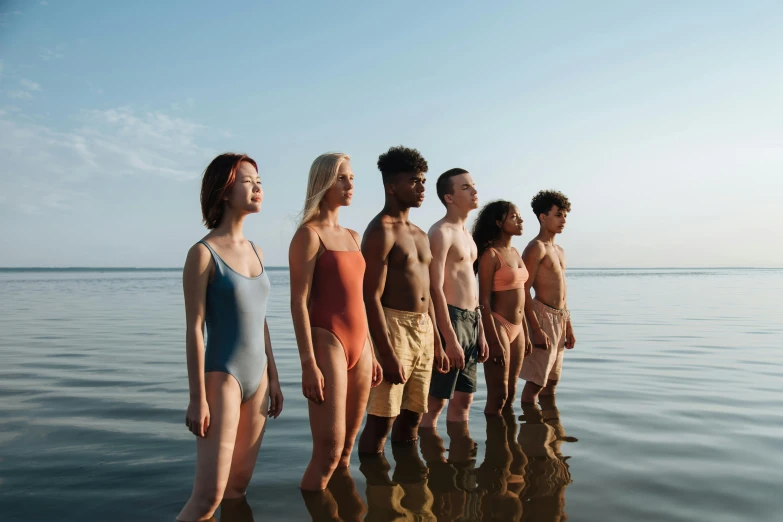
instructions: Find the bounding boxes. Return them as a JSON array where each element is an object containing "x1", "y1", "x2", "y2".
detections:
[{"x1": 289, "y1": 153, "x2": 383, "y2": 491}]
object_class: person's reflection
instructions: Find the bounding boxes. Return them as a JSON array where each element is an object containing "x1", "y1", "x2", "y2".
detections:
[
  {"x1": 518, "y1": 395, "x2": 577, "y2": 522},
  {"x1": 358, "y1": 452, "x2": 408, "y2": 521},
  {"x1": 504, "y1": 408, "x2": 529, "y2": 499},
  {"x1": 391, "y1": 443, "x2": 436, "y2": 520},
  {"x1": 219, "y1": 496, "x2": 253, "y2": 522},
  {"x1": 420, "y1": 422, "x2": 481, "y2": 521},
  {"x1": 477, "y1": 413, "x2": 524, "y2": 521},
  {"x1": 301, "y1": 467, "x2": 366, "y2": 522}
]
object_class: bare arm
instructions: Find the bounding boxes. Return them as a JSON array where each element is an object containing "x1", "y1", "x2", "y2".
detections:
[
  {"x1": 477, "y1": 249, "x2": 503, "y2": 353},
  {"x1": 289, "y1": 227, "x2": 320, "y2": 367},
  {"x1": 183, "y1": 244, "x2": 211, "y2": 401},
  {"x1": 522, "y1": 241, "x2": 550, "y2": 348},
  {"x1": 264, "y1": 319, "x2": 284, "y2": 417},
  {"x1": 289, "y1": 226, "x2": 326, "y2": 402},
  {"x1": 362, "y1": 222, "x2": 408, "y2": 383},
  {"x1": 182, "y1": 243, "x2": 212, "y2": 436},
  {"x1": 428, "y1": 227, "x2": 458, "y2": 345}
]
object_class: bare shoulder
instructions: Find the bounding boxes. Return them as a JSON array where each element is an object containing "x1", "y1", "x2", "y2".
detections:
[
  {"x1": 186, "y1": 241, "x2": 212, "y2": 264},
  {"x1": 346, "y1": 228, "x2": 362, "y2": 244},
  {"x1": 522, "y1": 239, "x2": 546, "y2": 260},
  {"x1": 250, "y1": 240, "x2": 265, "y2": 262},
  {"x1": 427, "y1": 219, "x2": 452, "y2": 242},
  {"x1": 478, "y1": 247, "x2": 499, "y2": 266},
  {"x1": 555, "y1": 244, "x2": 566, "y2": 255},
  {"x1": 289, "y1": 225, "x2": 321, "y2": 258},
  {"x1": 427, "y1": 217, "x2": 448, "y2": 237},
  {"x1": 183, "y1": 241, "x2": 214, "y2": 283},
  {"x1": 362, "y1": 215, "x2": 395, "y2": 255},
  {"x1": 364, "y1": 214, "x2": 394, "y2": 241}
]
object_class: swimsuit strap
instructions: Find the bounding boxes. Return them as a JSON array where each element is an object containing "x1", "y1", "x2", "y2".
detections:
[
  {"x1": 348, "y1": 230, "x2": 360, "y2": 250},
  {"x1": 490, "y1": 247, "x2": 509, "y2": 267},
  {"x1": 304, "y1": 224, "x2": 327, "y2": 251},
  {"x1": 248, "y1": 240, "x2": 264, "y2": 271},
  {"x1": 198, "y1": 240, "x2": 221, "y2": 265}
]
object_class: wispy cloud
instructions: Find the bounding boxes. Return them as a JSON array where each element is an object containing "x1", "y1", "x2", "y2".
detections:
[
  {"x1": 40, "y1": 44, "x2": 65, "y2": 61},
  {"x1": 0, "y1": 104, "x2": 221, "y2": 214},
  {"x1": 40, "y1": 1, "x2": 49, "y2": 6},
  {"x1": 19, "y1": 79, "x2": 41, "y2": 92},
  {"x1": 5, "y1": 78, "x2": 42, "y2": 100}
]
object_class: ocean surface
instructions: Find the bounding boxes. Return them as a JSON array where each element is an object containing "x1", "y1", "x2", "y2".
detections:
[{"x1": 1, "y1": 267, "x2": 781, "y2": 522}]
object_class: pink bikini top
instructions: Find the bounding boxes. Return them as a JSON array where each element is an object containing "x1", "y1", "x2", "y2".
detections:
[{"x1": 491, "y1": 247, "x2": 528, "y2": 291}]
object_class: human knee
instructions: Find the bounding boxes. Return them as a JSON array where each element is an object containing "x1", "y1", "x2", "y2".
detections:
[
  {"x1": 224, "y1": 469, "x2": 253, "y2": 498},
  {"x1": 486, "y1": 391, "x2": 508, "y2": 414},
  {"x1": 313, "y1": 436, "x2": 344, "y2": 470},
  {"x1": 189, "y1": 487, "x2": 223, "y2": 516}
]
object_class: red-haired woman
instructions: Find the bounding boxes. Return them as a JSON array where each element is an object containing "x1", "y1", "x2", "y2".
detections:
[{"x1": 178, "y1": 153, "x2": 283, "y2": 521}]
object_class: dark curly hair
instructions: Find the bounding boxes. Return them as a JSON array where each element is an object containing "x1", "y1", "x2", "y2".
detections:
[
  {"x1": 531, "y1": 190, "x2": 571, "y2": 222},
  {"x1": 436, "y1": 168, "x2": 469, "y2": 206},
  {"x1": 377, "y1": 145, "x2": 428, "y2": 181},
  {"x1": 471, "y1": 200, "x2": 513, "y2": 273}
]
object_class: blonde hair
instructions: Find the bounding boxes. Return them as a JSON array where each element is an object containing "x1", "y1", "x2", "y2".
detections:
[{"x1": 299, "y1": 152, "x2": 351, "y2": 226}]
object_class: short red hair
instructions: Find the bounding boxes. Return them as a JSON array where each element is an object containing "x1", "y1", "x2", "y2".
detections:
[{"x1": 200, "y1": 153, "x2": 258, "y2": 229}]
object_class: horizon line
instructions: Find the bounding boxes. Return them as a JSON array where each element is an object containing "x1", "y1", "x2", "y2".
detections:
[{"x1": 1, "y1": 266, "x2": 781, "y2": 272}]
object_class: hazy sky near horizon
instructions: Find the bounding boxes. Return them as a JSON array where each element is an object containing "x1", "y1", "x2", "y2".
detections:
[{"x1": 1, "y1": 1, "x2": 781, "y2": 267}]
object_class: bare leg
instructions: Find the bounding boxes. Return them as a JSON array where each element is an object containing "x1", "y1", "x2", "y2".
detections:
[
  {"x1": 358, "y1": 414, "x2": 395, "y2": 454},
  {"x1": 520, "y1": 381, "x2": 542, "y2": 404},
  {"x1": 223, "y1": 369, "x2": 269, "y2": 498},
  {"x1": 301, "y1": 328, "x2": 348, "y2": 491},
  {"x1": 484, "y1": 317, "x2": 511, "y2": 415},
  {"x1": 177, "y1": 372, "x2": 242, "y2": 522},
  {"x1": 391, "y1": 409, "x2": 423, "y2": 443},
  {"x1": 539, "y1": 378, "x2": 559, "y2": 397},
  {"x1": 340, "y1": 341, "x2": 372, "y2": 466},
  {"x1": 446, "y1": 391, "x2": 473, "y2": 422},
  {"x1": 420, "y1": 396, "x2": 447, "y2": 428},
  {"x1": 504, "y1": 331, "x2": 525, "y2": 410}
]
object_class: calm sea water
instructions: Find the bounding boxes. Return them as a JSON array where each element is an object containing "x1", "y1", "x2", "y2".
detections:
[{"x1": 1, "y1": 268, "x2": 781, "y2": 522}]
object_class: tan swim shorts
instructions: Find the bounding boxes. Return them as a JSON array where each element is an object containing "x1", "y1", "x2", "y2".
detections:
[
  {"x1": 367, "y1": 307, "x2": 435, "y2": 418},
  {"x1": 519, "y1": 299, "x2": 569, "y2": 387}
]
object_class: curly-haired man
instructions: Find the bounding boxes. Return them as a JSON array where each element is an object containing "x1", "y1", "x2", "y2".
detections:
[
  {"x1": 520, "y1": 190, "x2": 575, "y2": 404},
  {"x1": 358, "y1": 146, "x2": 444, "y2": 454}
]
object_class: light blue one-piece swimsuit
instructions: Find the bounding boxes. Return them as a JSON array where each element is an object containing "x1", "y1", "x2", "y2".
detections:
[{"x1": 199, "y1": 240, "x2": 270, "y2": 403}]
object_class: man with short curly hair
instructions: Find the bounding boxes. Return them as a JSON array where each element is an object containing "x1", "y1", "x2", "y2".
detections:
[
  {"x1": 358, "y1": 146, "x2": 445, "y2": 454},
  {"x1": 520, "y1": 190, "x2": 575, "y2": 404}
]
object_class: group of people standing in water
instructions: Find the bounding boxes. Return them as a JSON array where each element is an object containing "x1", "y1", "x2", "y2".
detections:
[{"x1": 176, "y1": 146, "x2": 575, "y2": 521}]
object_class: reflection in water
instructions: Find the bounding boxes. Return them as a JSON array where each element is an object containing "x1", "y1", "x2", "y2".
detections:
[
  {"x1": 477, "y1": 412, "x2": 525, "y2": 521},
  {"x1": 302, "y1": 402, "x2": 576, "y2": 521},
  {"x1": 302, "y1": 467, "x2": 366, "y2": 522},
  {"x1": 419, "y1": 422, "x2": 482, "y2": 521},
  {"x1": 518, "y1": 396, "x2": 577, "y2": 522},
  {"x1": 391, "y1": 443, "x2": 436, "y2": 520},
  {"x1": 219, "y1": 495, "x2": 253, "y2": 522}
]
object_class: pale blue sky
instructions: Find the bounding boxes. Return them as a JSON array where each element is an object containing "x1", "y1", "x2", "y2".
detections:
[{"x1": 1, "y1": 1, "x2": 781, "y2": 267}]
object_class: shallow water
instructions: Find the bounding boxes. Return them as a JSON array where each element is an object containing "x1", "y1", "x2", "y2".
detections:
[{"x1": 1, "y1": 268, "x2": 781, "y2": 521}]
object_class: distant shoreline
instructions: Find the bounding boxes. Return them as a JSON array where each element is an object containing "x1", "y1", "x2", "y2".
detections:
[{"x1": 0, "y1": 266, "x2": 780, "y2": 272}]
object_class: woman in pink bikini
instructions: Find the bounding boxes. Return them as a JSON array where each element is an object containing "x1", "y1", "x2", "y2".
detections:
[{"x1": 473, "y1": 200, "x2": 532, "y2": 414}]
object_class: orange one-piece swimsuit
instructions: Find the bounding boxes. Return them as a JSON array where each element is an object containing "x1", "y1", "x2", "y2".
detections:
[{"x1": 307, "y1": 226, "x2": 368, "y2": 370}]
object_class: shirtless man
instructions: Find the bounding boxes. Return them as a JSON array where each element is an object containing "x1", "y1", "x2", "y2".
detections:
[
  {"x1": 520, "y1": 190, "x2": 575, "y2": 404},
  {"x1": 358, "y1": 146, "x2": 444, "y2": 454},
  {"x1": 420, "y1": 168, "x2": 488, "y2": 428}
]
